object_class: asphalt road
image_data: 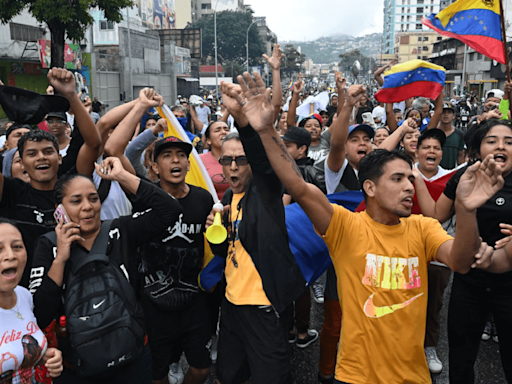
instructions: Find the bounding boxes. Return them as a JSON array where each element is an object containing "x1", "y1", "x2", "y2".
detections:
[{"x1": 194, "y1": 273, "x2": 507, "y2": 383}]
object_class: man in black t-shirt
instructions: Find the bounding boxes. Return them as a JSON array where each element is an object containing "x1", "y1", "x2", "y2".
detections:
[
  {"x1": 92, "y1": 96, "x2": 102, "y2": 114},
  {"x1": 0, "y1": 68, "x2": 101, "y2": 288},
  {"x1": 138, "y1": 136, "x2": 213, "y2": 384}
]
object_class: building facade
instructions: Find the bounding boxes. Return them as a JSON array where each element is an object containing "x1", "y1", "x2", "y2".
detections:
[{"x1": 383, "y1": 0, "x2": 441, "y2": 54}]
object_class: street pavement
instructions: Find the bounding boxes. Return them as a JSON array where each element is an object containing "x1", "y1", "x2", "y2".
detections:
[{"x1": 196, "y1": 273, "x2": 507, "y2": 383}]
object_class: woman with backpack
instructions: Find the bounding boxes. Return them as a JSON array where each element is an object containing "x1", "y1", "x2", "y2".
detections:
[
  {"x1": 0, "y1": 218, "x2": 63, "y2": 383},
  {"x1": 29, "y1": 157, "x2": 183, "y2": 384}
]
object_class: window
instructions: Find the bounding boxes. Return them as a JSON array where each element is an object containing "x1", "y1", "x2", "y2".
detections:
[
  {"x1": 423, "y1": 36, "x2": 429, "y2": 41},
  {"x1": 422, "y1": 46, "x2": 429, "y2": 51},
  {"x1": 422, "y1": 56, "x2": 428, "y2": 59},
  {"x1": 416, "y1": 23, "x2": 422, "y2": 29},
  {"x1": 469, "y1": 52, "x2": 475, "y2": 61},
  {"x1": 417, "y1": 7, "x2": 423, "y2": 13},
  {"x1": 100, "y1": 20, "x2": 114, "y2": 30},
  {"x1": 201, "y1": 3, "x2": 211, "y2": 9},
  {"x1": 477, "y1": 52, "x2": 482, "y2": 60},
  {"x1": 437, "y1": 36, "x2": 442, "y2": 41}
]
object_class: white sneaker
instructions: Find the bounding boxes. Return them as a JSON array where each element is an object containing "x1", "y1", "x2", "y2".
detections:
[
  {"x1": 482, "y1": 321, "x2": 492, "y2": 341},
  {"x1": 210, "y1": 335, "x2": 218, "y2": 363},
  {"x1": 168, "y1": 362, "x2": 184, "y2": 384},
  {"x1": 425, "y1": 347, "x2": 443, "y2": 374},
  {"x1": 312, "y1": 283, "x2": 324, "y2": 304}
]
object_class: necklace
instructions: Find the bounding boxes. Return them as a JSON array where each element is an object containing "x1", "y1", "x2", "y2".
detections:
[{"x1": 3, "y1": 292, "x2": 23, "y2": 320}]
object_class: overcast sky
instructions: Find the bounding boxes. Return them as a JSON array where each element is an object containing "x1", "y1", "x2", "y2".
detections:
[{"x1": 246, "y1": 0, "x2": 384, "y2": 42}]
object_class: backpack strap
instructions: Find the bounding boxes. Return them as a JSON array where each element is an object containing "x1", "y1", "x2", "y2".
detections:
[{"x1": 69, "y1": 220, "x2": 113, "y2": 274}]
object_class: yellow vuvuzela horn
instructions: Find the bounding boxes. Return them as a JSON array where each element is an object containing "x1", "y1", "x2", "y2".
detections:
[{"x1": 206, "y1": 203, "x2": 227, "y2": 244}]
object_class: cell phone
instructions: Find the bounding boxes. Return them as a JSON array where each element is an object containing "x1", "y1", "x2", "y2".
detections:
[{"x1": 54, "y1": 204, "x2": 70, "y2": 224}]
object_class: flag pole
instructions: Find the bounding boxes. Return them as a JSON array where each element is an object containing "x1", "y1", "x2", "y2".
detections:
[{"x1": 499, "y1": 0, "x2": 511, "y2": 112}]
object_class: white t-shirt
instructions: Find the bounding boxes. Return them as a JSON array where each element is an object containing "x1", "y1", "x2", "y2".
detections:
[
  {"x1": 195, "y1": 106, "x2": 211, "y2": 127},
  {"x1": 372, "y1": 105, "x2": 386, "y2": 124},
  {"x1": 93, "y1": 171, "x2": 133, "y2": 221},
  {"x1": 0, "y1": 286, "x2": 48, "y2": 383}
]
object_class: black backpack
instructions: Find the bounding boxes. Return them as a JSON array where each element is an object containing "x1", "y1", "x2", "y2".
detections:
[{"x1": 43, "y1": 221, "x2": 145, "y2": 377}]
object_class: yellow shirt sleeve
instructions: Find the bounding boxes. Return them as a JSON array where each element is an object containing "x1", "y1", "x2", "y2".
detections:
[
  {"x1": 421, "y1": 216, "x2": 453, "y2": 262},
  {"x1": 315, "y1": 204, "x2": 353, "y2": 258}
]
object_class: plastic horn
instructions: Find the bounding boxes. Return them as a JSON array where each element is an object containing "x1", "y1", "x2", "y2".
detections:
[{"x1": 206, "y1": 203, "x2": 227, "y2": 244}]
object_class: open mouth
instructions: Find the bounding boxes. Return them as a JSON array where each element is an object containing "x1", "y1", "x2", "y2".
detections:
[
  {"x1": 82, "y1": 216, "x2": 94, "y2": 223},
  {"x1": 357, "y1": 149, "x2": 367, "y2": 158},
  {"x1": 35, "y1": 164, "x2": 50, "y2": 170},
  {"x1": 230, "y1": 176, "x2": 240, "y2": 188},
  {"x1": 494, "y1": 154, "x2": 507, "y2": 165},
  {"x1": 426, "y1": 156, "x2": 437, "y2": 165},
  {"x1": 1, "y1": 267, "x2": 17, "y2": 280},
  {"x1": 170, "y1": 167, "x2": 182, "y2": 176},
  {"x1": 402, "y1": 196, "x2": 413, "y2": 209}
]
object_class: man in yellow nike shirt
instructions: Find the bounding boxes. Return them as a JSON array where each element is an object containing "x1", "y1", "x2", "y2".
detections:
[{"x1": 219, "y1": 74, "x2": 502, "y2": 384}]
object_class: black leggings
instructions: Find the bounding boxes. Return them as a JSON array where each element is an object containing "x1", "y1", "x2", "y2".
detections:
[{"x1": 448, "y1": 273, "x2": 512, "y2": 383}]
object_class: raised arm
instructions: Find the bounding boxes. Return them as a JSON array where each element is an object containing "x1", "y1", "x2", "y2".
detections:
[
  {"x1": 412, "y1": 167, "x2": 455, "y2": 222},
  {"x1": 426, "y1": 91, "x2": 445, "y2": 129},
  {"x1": 385, "y1": 102, "x2": 398, "y2": 132},
  {"x1": 47, "y1": 68, "x2": 101, "y2": 176},
  {"x1": 286, "y1": 74, "x2": 304, "y2": 128},
  {"x1": 263, "y1": 44, "x2": 284, "y2": 123},
  {"x1": 326, "y1": 82, "x2": 364, "y2": 173},
  {"x1": 104, "y1": 88, "x2": 163, "y2": 174},
  {"x1": 336, "y1": 74, "x2": 346, "y2": 117},
  {"x1": 436, "y1": 156, "x2": 504, "y2": 273},
  {"x1": 223, "y1": 72, "x2": 333, "y2": 235},
  {"x1": 374, "y1": 59, "x2": 397, "y2": 87},
  {"x1": 379, "y1": 117, "x2": 417, "y2": 150}
]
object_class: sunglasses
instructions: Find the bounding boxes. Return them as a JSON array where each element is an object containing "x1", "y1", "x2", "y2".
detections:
[{"x1": 218, "y1": 156, "x2": 249, "y2": 166}]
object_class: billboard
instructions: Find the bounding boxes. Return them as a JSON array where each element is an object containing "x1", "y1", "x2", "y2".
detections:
[
  {"x1": 137, "y1": 0, "x2": 176, "y2": 29},
  {"x1": 175, "y1": 46, "x2": 191, "y2": 76},
  {"x1": 38, "y1": 40, "x2": 83, "y2": 69}
]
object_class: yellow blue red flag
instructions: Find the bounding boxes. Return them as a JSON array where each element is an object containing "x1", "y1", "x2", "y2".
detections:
[
  {"x1": 374, "y1": 60, "x2": 446, "y2": 103},
  {"x1": 422, "y1": 0, "x2": 506, "y2": 64}
]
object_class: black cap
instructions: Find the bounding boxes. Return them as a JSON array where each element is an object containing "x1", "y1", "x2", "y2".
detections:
[
  {"x1": 282, "y1": 126, "x2": 311, "y2": 148},
  {"x1": 46, "y1": 111, "x2": 68, "y2": 121},
  {"x1": 442, "y1": 103, "x2": 456, "y2": 112},
  {"x1": 0, "y1": 86, "x2": 70, "y2": 125},
  {"x1": 6, "y1": 123, "x2": 33, "y2": 139},
  {"x1": 153, "y1": 136, "x2": 193, "y2": 161},
  {"x1": 417, "y1": 128, "x2": 446, "y2": 148}
]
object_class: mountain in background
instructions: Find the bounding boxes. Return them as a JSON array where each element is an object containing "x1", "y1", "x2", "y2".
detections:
[{"x1": 283, "y1": 33, "x2": 383, "y2": 64}]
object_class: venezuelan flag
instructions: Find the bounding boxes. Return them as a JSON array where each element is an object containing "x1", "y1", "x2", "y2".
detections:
[
  {"x1": 374, "y1": 60, "x2": 446, "y2": 103},
  {"x1": 422, "y1": 0, "x2": 506, "y2": 64},
  {"x1": 157, "y1": 105, "x2": 218, "y2": 202},
  {"x1": 288, "y1": 80, "x2": 294, "y2": 91}
]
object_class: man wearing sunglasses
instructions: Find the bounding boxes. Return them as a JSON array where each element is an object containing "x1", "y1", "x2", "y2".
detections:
[{"x1": 208, "y1": 128, "x2": 305, "y2": 382}]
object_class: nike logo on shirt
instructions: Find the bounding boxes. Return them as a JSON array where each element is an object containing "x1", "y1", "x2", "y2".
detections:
[{"x1": 363, "y1": 292, "x2": 423, "y2": 318}]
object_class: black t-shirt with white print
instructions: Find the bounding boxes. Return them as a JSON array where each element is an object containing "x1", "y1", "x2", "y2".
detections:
[
  {"x1": 29, "y1": 180, "x2": 183, "y2": 333},
  {"x1": 444, "y1": 166, "x2": 512, "y2": 286},
  {"x1": 138, "y1": 184, "x2": 214, "y2": 311},
  {"x1": 0, "y1": 177, "x2": 57, "y2": 288}
]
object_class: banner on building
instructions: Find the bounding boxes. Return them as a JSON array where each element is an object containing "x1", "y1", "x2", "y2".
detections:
[
  {"x1": 38, "y1": 40, "x2": 83, "y2": 69},
  {"x1": 137, "y1": 0, "x2": 176, "y2": 29},
  {"x1": 175, "y1": 46, "x2": 191, "y2": 76}
]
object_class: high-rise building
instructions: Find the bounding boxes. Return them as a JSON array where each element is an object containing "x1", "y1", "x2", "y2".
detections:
[{"x1": 382, "y1": 0, "x2": 440, "y2": 54}]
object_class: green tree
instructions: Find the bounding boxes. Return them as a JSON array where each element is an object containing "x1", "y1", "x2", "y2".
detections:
[
  {"x1": 0, "y1": 0, "x2": 132, "y2": 68},
  {"x1": 282, "y1": 44, "x2": 305, "y2": 76},
  {"x1": 187, "y1": 11, "x2": 265, "y2": 68}
]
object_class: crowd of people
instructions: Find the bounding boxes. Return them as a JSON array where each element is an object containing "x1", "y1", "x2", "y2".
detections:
[{"x1": 1, "y1": 43, "x2": 512, "y2": 384}]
